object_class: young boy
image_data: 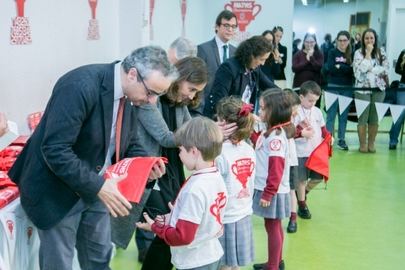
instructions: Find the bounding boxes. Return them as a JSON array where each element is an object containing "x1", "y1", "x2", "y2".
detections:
[
  {"x1": 137, "y1": 117, "x2": 227, "y2": 270},
  {"x1": 293, "y1": 81, "x2": 331, "y2": 219}
]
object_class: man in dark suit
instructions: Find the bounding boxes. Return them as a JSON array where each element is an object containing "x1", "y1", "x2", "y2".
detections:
[
  {"x1": 190, "y1": 10, "x2": 237, "y2": 116},
  {"x1": 8, "y1": 46, "x2": 178, "y2": 270}
]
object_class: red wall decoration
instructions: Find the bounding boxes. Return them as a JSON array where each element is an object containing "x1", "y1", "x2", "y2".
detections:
[
  {"x1": 224, "y1": 0, "x2": 262, "y2": 41},
  {"x1": 10, "y1": 0, "x2": 32, "y2": 45},
  {"x1": 225, "y1": 0, "x2": 261, "y2": 32},
  {"x1": 180, "y1": 0, "x2": 187, "y2": 37},
  {"x1": 87, "y1": 0, "x2": 100, "y2": 40},
  {"x1": 149, "y1": 0, "x2": 155, "y2": 40}
]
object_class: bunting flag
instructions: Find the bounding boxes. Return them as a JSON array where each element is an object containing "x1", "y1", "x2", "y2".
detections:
[
  {"x1": 10, "y1": 0, "x2": 32, "y2": 45},
  {"x1": 375, "y1": 102, "x2": 390, "y2": 123},
  {"x1": 389, "y1": 104, "x2": 405, "y2": 125},
  {"x1": 324, "y1": 91, "x2": 338, "y2": 111},
  {"x1": 354, "y1": 98, "x2": 370, "y2": 118},
  {"x1": 87, "y1": 0, "x2": 100, "y2": 40},
  {"x1": 338, "y1": 95, "x2": 353, "y2": 115}
]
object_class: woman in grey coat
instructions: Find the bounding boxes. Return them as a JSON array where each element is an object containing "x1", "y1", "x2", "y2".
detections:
[{"x1": 136, "y1": 56, "x2": 208, "y2": 270}]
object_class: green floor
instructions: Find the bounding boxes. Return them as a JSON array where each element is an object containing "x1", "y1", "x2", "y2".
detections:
[{"x1": 111, "y1": 118, "x2": 405, "y2": 270}]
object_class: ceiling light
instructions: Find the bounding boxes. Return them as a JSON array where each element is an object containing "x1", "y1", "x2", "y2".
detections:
[{"x1": 302, "y1": 0, "x2": 308, "y2": 6}]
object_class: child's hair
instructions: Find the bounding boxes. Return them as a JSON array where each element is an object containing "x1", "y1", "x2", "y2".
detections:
[
  {"x1": 299, "y1": 80, "x2": 321, "y2": 97},
  {"x1": 284, "y1": 88, "x2": 300, "y2": 106},
  {"x1": 260, "y1": 89, "x2": 294, "y2": 138},
  {"x1": 215, "y1": 96, "x2": 255, "y2": 143},
  {"x1": 283, "y1": 89, "x2": 299, "y2": 138},
  {"x1": 165, "y1": 56, "x2": 208, "y2": 108},
  {"x1": 174, "y1": 116, "x2": 223, "y2": 161}
]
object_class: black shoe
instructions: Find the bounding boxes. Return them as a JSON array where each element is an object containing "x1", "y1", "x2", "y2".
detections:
[
  {"x1": 279, "y1": 260, "x2": 285, "y2": 270},
  {"x1": 389, "y1": 144, "x2": 397, "y2": 150},
  {"x1": 337, "y1": 139, "x2": 349, "y2": 150},
  {"x1": 253, "y1": 261, "x2": 285, "y2": 270},
  {"x1": 253, "y1": 263, "x2": 266, "y2": 270},
  {"x1": 287, "y1": 220, "x2": 297, "y2": 233},
  {"x1": 298, "y1": 206, "x2": 312, "y2": 219}
]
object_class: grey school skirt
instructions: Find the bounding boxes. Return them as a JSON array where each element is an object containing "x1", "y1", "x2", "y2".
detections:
[
  {"x1": 219, "y1": 215, "x2": 254, "y2": 267},
  {"x1": 252, "y1": 190, "x2": 290, "y2": 219}
]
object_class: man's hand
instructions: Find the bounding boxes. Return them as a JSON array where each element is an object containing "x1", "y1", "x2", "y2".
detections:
[
  {"x1": 0, "y1": 113, "x2": 8, "y2": 137},
  {"x1": 148, "y1": 159, "x2": 166, "y2": 180},
  {"x1": 217, "y1": 121, "x2": 237, "y2": 140},
  {"x1": 98, "y1": 173, "x2": 132, "y2": 218}
]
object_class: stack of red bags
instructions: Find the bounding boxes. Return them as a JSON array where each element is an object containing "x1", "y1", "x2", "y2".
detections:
[{"x1": 0, "y1": 136, "x2": 29, "y2": 209}]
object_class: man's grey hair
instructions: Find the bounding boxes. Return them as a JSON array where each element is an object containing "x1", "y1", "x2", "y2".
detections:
[
  {"x1": 169, "y1": 37, "x2": 197, "y2": 60},
  {"x1": 122, "y1": 46, "x2": 178, "y2": 80}
]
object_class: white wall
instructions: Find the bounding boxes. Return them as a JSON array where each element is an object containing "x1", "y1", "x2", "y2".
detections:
[
  {"x1": 0, "y1": 0, "x2": 296, "y2": 135},
  {"x1": 386, "y1": 0, "x2": 405, "y2": 82},
  {"x1": 293, "y1": 0, "x2": 386, "y2": 44},
  {"x1": 0, "y1": 0, "x2": 120, "y2": 134}
]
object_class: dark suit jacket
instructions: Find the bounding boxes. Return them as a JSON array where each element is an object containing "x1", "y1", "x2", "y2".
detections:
[
  {"x1": 203, "y1": 57, "x2": 278, "y2": 118},
  {"x1": 190, "y1": 38, "x2": 236, "y2": 116},
  {"x1": 274, "y1": 43, "x2": 287, "y2": 80},
  {"x1": 8, "y1": 62, "x2": 143, "y2": 230}
]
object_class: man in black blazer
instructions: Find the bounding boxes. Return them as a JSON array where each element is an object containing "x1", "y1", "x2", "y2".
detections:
[
  {"x1": 190, "y1": 10, "x2": 237, "y2": 116},
  {"x1": 8, "y1": 46, "x2": 178, "y2": 270}
]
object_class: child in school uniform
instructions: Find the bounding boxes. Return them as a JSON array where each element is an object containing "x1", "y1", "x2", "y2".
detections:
[
  {"x1": 293, "y1": 81, "x2": 331, "y2": 219},
  {"x1": 215, "y1": 97, "x2": 256, "y2": 270},
  {"x1": 137, "y1": 117, "x2": 227, "y2": 270},
  {"x1": 284, "y1": 89, "x2": 301, "y2": 233},
  {"x1": 252, "y1": 89, "x2": 294, "y2": 270}
]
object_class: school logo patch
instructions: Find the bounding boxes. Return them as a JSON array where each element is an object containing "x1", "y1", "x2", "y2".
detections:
[{"x1": 269, "y1": 139, "x2": 281, "y2": 151}]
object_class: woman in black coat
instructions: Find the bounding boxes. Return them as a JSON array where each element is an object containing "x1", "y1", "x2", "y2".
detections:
[{"x1": 204, "y1": 35, "x2": 277, "y2": 118}]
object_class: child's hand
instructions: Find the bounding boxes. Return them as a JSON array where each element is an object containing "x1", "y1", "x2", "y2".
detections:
[
  {"x1": 299, "y1": 119, "x2": 310, "y2": 128},
  {"x1": 331, "y1": 136, "x2": 335, "y2": 145},
  {"x1": 301, "y1": 126, "x2": 314, "y2": 139},
  {"x1": 260, "y1": 199, "x2": 271, "y2": 207},
  {"x1": 136, "y1": 212, "x2": 155, "y2": 232}
]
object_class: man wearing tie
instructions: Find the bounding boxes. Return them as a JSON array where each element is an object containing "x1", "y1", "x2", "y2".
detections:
[
  {"x1": 190, "y1": 10, "x2": 238, "y2": 116},
  {"x1": 8, "y1": 46, "x2": 178, "y2": 270}
]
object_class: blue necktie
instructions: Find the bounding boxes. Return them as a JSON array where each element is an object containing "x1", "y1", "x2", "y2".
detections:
[{"x1": 222, "y1": 44, "x2": 228, "y2": 63}]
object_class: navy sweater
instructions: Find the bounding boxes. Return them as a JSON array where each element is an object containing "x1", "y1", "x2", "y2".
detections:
[{"x1": 325, "y1": 48, "x2": 353, "y2": 86}]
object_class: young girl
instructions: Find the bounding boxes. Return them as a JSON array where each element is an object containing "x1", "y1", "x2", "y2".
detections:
[
  {"x1": 284, "y1": 89, "x2": 301, "y2": 233},
  {"x1": 252, "y1": 89, "x2": 293, "y2": 270},
  {"x1": 215, "y1": 97, "x2": 256, "y2": 270},
  {"x1": 137, "y1": 117, "x2": 227, "y2": 270}
]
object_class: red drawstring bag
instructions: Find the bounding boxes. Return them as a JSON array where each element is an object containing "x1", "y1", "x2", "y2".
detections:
[
  {"x1": 305, "y1": 133, "x2": 333, "y2": 181},
  {"x1": 104, "y1": 157, "x2": 168, "y2": 203},
  {"x1": 0, "y1": 187, "x2": 19, "y2": 209}
]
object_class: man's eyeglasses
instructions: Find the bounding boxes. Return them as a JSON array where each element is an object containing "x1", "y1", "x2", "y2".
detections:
[
  {"x1": 138, "y1": 72, "x2": 166, "y2": 97},
  {"x1": 221, "y1": 23, "x2": 238, "y2": 31}
]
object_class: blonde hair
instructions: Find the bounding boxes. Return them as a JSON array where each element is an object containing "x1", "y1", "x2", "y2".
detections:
[
  {"x1": 174, "y1": 117, "x2": 223, "y2": 161},
  {"x1": 216, "y1": 96, "x2": 254, "y2": 144}
]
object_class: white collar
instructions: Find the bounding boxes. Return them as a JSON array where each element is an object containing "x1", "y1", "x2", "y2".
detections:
[{"x1": 114, "y1": 62, "x2": 124, "y2": 101}]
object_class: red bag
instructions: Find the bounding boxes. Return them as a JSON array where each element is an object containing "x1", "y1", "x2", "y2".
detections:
[
  {"x1": 0, "y1": 186, "x2": 19, "y2": 209},
  {"x1": 104, "y1": 157, "x2": 167, "y2": 203},
  {"x1": 305, "y1": 133, "x2": 333, "y2": 181}
]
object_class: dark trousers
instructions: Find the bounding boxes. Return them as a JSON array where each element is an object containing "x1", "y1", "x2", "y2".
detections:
[
  {"x1": 141, "y1": 236, "x2": 172, "y2": 270},
  {"x1": 37, "y1": 199, "x2": 112, "y2": 270}
]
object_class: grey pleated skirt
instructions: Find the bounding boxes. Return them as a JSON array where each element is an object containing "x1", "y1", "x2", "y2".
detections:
[
  {"x1": 252, "y1": 189, "x2": 291, "y2": 219},
  {"x1": 218, "y1": 215, "x2": 254, "y2": 267}
]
